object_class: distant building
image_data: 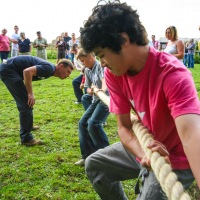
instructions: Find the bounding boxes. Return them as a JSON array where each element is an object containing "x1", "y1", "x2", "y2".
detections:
[{"x1": 159, "y1": 37, "x2": 168, "y2": 50}]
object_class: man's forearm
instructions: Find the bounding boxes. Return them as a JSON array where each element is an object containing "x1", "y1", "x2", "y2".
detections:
[
  {"x1": 23, "y1": 71, "x2": 33, "y2": 94},
  {"x1": 118, "y1": 126, "x2": 145, "y2": 160},
  {"x1": 182, "y1": 132, "x2": 200, "y2": 188},
  {"x1": 175, "y1": 114, "x2": 200, "y2": 189}
]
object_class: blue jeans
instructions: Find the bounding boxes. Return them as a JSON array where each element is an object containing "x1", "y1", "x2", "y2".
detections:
[
  {"x1": 72, "y1": 74, "x2": 84, "y2": 102},
  {"x1": 81, "y1": 94, "x2": 93, "y2": 111},
  {"x1": 70, "y1": 53, "x2": 75, "y2": 63},
  {"x1": 0, "y1": 64, "x2": 34, "y2": 142},
  {"x1": 78, "y1": 99, "x2": 110, "y2": 159},
  {"x1": 183, "y1": 53, "x2": 188, "y2": 66},
  {"x1": 188, "y1": 54, "x2": 194, "y2": 68},
  {"x1": 0, "y1": 51, "x2": 9, "y2": 63}
]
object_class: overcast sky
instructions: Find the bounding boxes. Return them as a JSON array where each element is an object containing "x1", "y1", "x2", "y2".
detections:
[{"x1": 1, "y1": 0, "x2": 199, "y2": 42}]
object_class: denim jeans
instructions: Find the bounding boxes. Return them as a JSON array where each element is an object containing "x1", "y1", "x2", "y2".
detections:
[
  {"x1": 0, "y1": 64, "x2": 34, "y2": 142},
  {"x1": 81, "y1": 94, "x2": 93, "y2": 111},
  {"x1": 70, "y1": 53, "x2": 75, "y2": 63},
  {"x1": 183, "y1": 53, "x2": 188, "y2": 66},
  {"x1": 188, "y1": 54, "x2": 194, "y2": 68},
  {"x1": 78, "y1": 99, "x2": 110, "y2": 159},
  {"x1": 0, "y1": 51, "x2": 9, "y2": 63},
  {"x1": 72, "y1": 74, "x2": 84, "y2": 102}
]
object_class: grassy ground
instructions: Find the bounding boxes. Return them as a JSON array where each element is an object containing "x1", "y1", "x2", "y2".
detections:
[{"x1": 0, "y1": 61, "x2": 200, "y2": 199}]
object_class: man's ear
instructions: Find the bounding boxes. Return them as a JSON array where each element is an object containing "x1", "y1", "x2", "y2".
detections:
[
  {"x1": 121, "y1": 32, "x2": 130, "y2": 47},
  {"x1": 58, "y1": 63, "x2": 63, "y2": 69}
]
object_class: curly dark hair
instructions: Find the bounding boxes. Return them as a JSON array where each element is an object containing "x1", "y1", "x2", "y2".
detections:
[{"x1": 80, "y1": 0, "x2": 148, "y2": 53}]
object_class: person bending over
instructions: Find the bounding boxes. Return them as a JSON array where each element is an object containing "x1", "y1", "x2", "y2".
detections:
[{"x1": 0, "y1": 56, "x2": 73, "y2": 146}]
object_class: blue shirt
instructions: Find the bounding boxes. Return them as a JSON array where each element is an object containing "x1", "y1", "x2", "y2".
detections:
[
  {"x1": 18, "y1": 38, "x2": 31, "y2": 53},
  {"x1": 187, "y1": 43, "x2": 195, "y2": 55},
  {"x1": 6, "y1": 55, "x2": 56, "y2": 80}
]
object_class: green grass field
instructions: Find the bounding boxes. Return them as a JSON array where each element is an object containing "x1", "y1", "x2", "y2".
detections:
[{"x1": 0, "y1": 61, "x2": 200, "y2": 199}]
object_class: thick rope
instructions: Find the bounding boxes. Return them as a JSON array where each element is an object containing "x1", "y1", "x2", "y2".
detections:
[{"x1": 94, "y1": 88, "x2": 191, "y2": 200}]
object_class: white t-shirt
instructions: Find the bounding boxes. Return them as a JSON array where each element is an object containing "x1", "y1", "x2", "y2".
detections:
[{"x1": 11, "y1": 33, "x2": 20, "y2": 50}]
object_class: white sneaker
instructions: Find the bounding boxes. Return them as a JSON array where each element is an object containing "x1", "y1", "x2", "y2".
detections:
[
  {"x1": 74, "y1": 101, "x2": 82, "y2": 104},
  {"x1": 102, "y1": 122, "x2": 108, "y2": 127},
  {"x1": 75, "y1": 159, "x2": 85, "y2": 166}
]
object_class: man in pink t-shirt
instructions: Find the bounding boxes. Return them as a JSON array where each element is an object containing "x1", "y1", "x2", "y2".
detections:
[
  {"x1": 80, "y1": 1, "x2": 200, "y2": 199},
  {"x1": 151, "y1": 35, "x2": 160, "y2": 50}
]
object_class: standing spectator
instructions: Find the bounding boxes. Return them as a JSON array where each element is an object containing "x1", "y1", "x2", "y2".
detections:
[
  {"x1": 18, "y1": 32, "x2": 31, "y2": 55},
  {"x1": 198, "y1": 39, "x2": 200, "y2": 56},
  {"x1": 164, "y1": 26, "x2": 184, "y2": 62},
  {"x1": 148, "y1": 40, "x2": 153, "y2": 47},
  {"x1": 187, "y1": 38, "x2": 195, "y2": 68},
  {"x1": 56, "y1": 36, "x2": 66, "y2": 63},
  {"x1": 75, "y1": 48, "x2": 110, "y2": 166},
  {"x1": 151, "y1": 35, "x2": 160, "y2": 50},
  {"x1": 0, "y1": 56, "x2": 73, "y2": 146},
  {"x1": 63, "y1": 32, "x2": 71, "y2": 57},
  {"x1": 80, "y1": 0, "x2": 200, "y2": 198},
  {"x1": 183, "y1": 41, "x2": 189, "y2": 67},
  {"x1": 33, "y1": 31, "x2": 48, "y2": 60},
  {"x1": 0, "y1": 28, "x2": 10, "y2": 63},
  {"x1": 69, "y1": 33, "x2": 79, "y2": 64},
  {"x1": 10, "y1": 25, "x2": 20, "y2": 57}
]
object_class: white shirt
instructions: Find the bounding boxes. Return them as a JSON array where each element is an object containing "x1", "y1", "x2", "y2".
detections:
[{"x1": 11, "y1": 33, "x2": 20, "y2": 50}]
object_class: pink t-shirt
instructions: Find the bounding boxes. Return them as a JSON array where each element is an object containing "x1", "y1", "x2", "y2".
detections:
[
  {"x1": 105, "y1": 47, "x2": 200, "y2": 170},
  {"x1": 0, "y1": 34, "x2": 10, "y2": 51}
]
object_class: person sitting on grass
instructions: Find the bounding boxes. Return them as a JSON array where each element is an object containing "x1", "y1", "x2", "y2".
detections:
[
  {"x1": 0, "y1": 55, "x2": 73, "y2": 146},
  {"x1": 80, "y1": 0, "x2": 200, "y2": 199},
  {"x1": 75, "y1": 48, "x2": 110, "y2": 166}
]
